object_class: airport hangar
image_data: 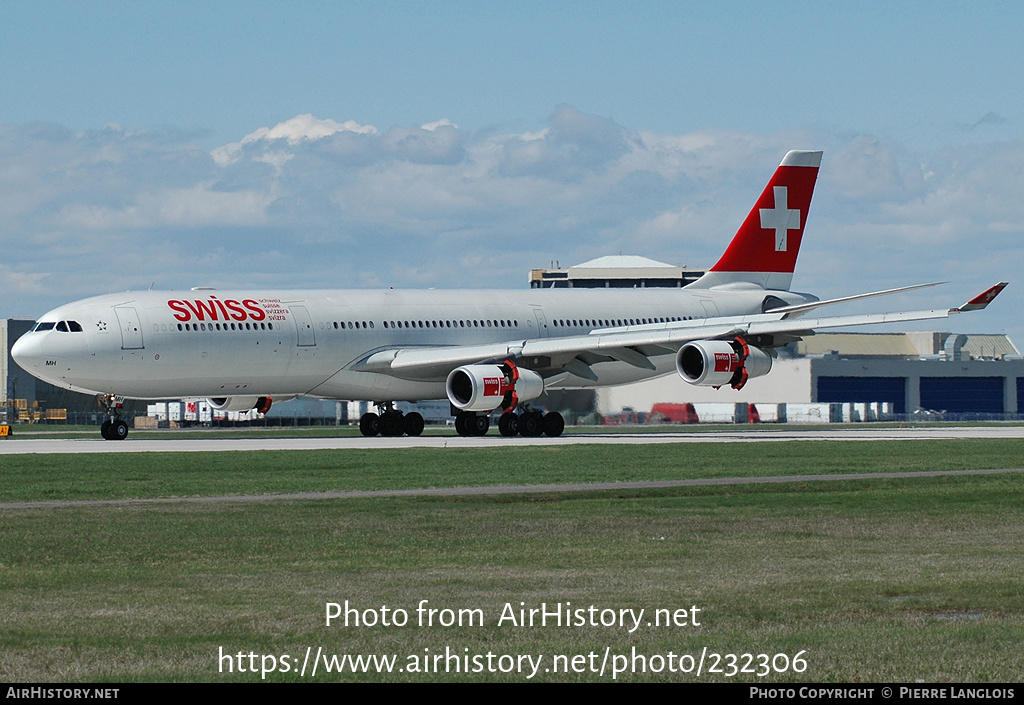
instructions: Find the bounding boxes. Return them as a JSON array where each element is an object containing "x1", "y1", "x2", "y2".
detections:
[
  {"x1": 3, "y1": 256, "x2": 1021, "y2": 424},
  {"x1": 596, "y1": 330, "x2": 1023, "y2": 420}
]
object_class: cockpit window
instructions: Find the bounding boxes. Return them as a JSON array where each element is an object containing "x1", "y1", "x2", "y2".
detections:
[{"x1": 32, "y1": 320, "x2": 82, "y2": 332}]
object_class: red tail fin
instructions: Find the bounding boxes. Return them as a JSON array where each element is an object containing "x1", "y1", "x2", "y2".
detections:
[{"x1": 692, "y1": 150, "x2": 821, "y2": 291}]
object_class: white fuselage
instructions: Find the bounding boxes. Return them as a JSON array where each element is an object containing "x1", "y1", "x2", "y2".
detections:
[{"x1": 12, "y1": 285, "x2": 811, "y2": 403}]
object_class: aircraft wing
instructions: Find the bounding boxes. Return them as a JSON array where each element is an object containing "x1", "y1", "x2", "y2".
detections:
[
  {"x1": 352, "y1": 283, "x2": 1008, "y2": 382},
  {"x1": 765, "y1": 281, "x2": 945, "y2": 317}
]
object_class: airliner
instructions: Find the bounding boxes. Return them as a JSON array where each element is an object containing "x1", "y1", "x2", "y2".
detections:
[{"x1": 11, "y1": 150, "x2": 1006, "y2": 440}]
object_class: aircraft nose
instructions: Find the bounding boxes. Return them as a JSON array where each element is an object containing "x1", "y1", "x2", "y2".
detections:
[{"x1": 11, "y1": 332, "x2": 44, "y2": 372}]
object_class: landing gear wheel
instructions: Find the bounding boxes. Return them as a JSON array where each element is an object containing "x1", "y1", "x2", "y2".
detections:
[
  {"x1": 498, "y1": 413, "x2": 519, "y2": 437},
  {"x1": 109, "y1": 419, "x2": 129, "y2": 441},
  {"x1": 455, "y1": 412, "x2": 489, "y2": 436},
  {"x1": 359, "y1": 412, "x2": 380, "y2": 437},
  {"x1": 542, "y1": 412, "x2": 565, "y2": 437},
  {"x1": 470, "y1": 414, "x2": 490, "y2": 436},
  {"x1": 403, "y1": 412, "x2": 424, "y2": 437},
  {"x1": 519, "y1": 411, "x2": 544, "y2": 437},
  {"x1": 379, "y1": 412, "x2": 405, "y2": 437},
  {"x1": 97, "y1": 394, "x2": 128, "y2": 440}
]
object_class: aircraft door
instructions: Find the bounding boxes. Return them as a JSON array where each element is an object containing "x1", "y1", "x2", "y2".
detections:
[
  {"x1": 292, "y1": 305, "x2": 316, "y2": 346},
  {"x1": 532, "y1": 309, "x2": 550, "y2": 338},
  {"x1": 113, "y1": 306, "x2": 144, "y2": 350},
  {"x1": 699, "y1": 299, "x2": 719, "y2": 318}
]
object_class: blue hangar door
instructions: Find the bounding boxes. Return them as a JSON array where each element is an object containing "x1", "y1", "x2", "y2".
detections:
[
  {"x1": 920, "y1": 377, "x2": 1003, "y2": 413},
  {"x1": 817, "y1": 377, "x2": 906, "y2": 414}
]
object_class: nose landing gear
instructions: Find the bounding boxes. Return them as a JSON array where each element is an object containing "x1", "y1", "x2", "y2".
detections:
[
  {"x1": 98, "y1": 394, "x2": 130, "y2": 440},
  {"x1": 100, "y1": 418, "x2": 130, "y2": 441}
]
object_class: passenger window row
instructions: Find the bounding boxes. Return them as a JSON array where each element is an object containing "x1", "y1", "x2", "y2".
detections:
[
  {"x1": 165, "y1": 316, "x2": 689, "y2": 334},
  {"x1": 36, "y1": 315, "x2": 690, "y2": 336},
  {"x1": 327, "y1": 319, "x2": 520, "y2": 330},
  {"x1": 176, "y1": 322, "x2": 275, "y2": 332},
  {"x1": 552, "y1": 316, "x2": 689, "y2": 328}
]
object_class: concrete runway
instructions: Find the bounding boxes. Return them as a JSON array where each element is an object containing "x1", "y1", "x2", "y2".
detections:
[{"x1": 1, "y1": 425, "x2": 1023, "y2": 455}]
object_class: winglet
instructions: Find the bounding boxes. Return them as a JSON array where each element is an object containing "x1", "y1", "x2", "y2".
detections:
[{"x1": 954, "y1": 282, "x2": 1008, "y2": 312}]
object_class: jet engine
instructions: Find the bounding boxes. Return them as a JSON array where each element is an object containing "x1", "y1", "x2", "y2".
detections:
[
  {"x1": 446, "y1": 360, "x2": 544, "y2": 412},
  {"x1": 675, "y1": 337, "x2": 772, "y2": 390},
  {"x1": 206, "y1": 395, "x2": 273, "y2": 414}
]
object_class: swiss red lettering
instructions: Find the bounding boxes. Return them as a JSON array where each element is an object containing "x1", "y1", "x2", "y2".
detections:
[
  {"x1": 166, "y1": 297, "x2": 268, "y2": 322},
  {"x1": 168, "y1": 300, "x2": 191, "y2": 322},
  {"x1": 210, "y1": 296, "x2": 230, "y2": 320},
  {"x1": 224, "y1": 299, "x2": 248, "y2": 321},
  {"x1": 483, "y1": 377, "x2": 502, "y2": 397},
  {"x1": 242, "y1": 299, "x2": 267, "y2": 321},
  {"x1": 714, "y1": 352, "x2": 735, "y2": 373},
  {"x1": 184, "y1": 299, "x2": 219, "y2": 321}
]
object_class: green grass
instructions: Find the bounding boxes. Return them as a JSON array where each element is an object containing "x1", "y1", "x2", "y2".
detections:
[
  {"x1": 1, "y1": 441, "x2": 1023, "y2": 681},
  {"x1": 0, "y1": 439, "x2": 1022, "y2": 503}
]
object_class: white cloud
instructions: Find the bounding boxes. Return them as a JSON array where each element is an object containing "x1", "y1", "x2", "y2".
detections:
[
  {"x1": 150, "y1": 184, "x2": 273, "y2": 226},
  {"x1": 380, "y1": 122, "x2": 465, "y2": 165},
  {"x1": 211, "y1": 114, "x2": 379, "y2": 166},
  {"x1": 251, "y1": 114, "x2": 379, "y2": 143},
  {"x1": 0, "y1": 265, "x2": 49, "y2": 295},
  {"x1": 55, "y1": 183, "x2": 272, "y2": 229},
  {"x1": 421, "y1": 118, "x2": 458, "y2": 131}
]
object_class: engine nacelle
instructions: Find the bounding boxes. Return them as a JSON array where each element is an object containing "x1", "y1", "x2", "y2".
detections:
[
  {"x1": 446, "y1": 361, "x2": 544, "y2": 412},
  {"x1": 675, "y1": 338, "x2": 772, "y2": 390},
  {"x1": 206, "y1": 395, "x2": 273, "y2": 414}
]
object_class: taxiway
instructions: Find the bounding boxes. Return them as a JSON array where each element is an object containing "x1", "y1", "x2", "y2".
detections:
[{"x1": 1, "y1": 425, "x2": 1022, "y2": 455}]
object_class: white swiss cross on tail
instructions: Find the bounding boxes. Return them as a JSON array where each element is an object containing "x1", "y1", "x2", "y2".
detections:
[
  {"x1": 760, "y1": 186, "x2": 800, "y2": 252},
  {"x1": 697, "y1": 150, "x2": 822, "y2": 292}
]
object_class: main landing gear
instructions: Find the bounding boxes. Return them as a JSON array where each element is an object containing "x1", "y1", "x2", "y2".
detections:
[
  {"x1": 358, "y1": 403, "x2": 425, "y2": 437},
  {"x1": 357, "y1": 403, "x2": 565, "y2": 438},
  {"x1": 455, "y1": 410, "x2": 564, "y2": 438},
  {"x1": 98, "y1": 394, "x2": 130, "y2": 441}
]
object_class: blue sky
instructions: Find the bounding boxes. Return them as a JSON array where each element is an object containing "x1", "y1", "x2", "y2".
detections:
[
  {"x1": 1, "y1": 1, "x2": 1022, "y2": 342},
  {"x1": 4, "y1": 2, "x2": 1021, "y2": 144}
]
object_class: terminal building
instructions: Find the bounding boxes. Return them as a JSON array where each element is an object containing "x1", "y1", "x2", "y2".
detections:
[{"x1": 530, "y1": 255, "x2": 704, "y2": 289}]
